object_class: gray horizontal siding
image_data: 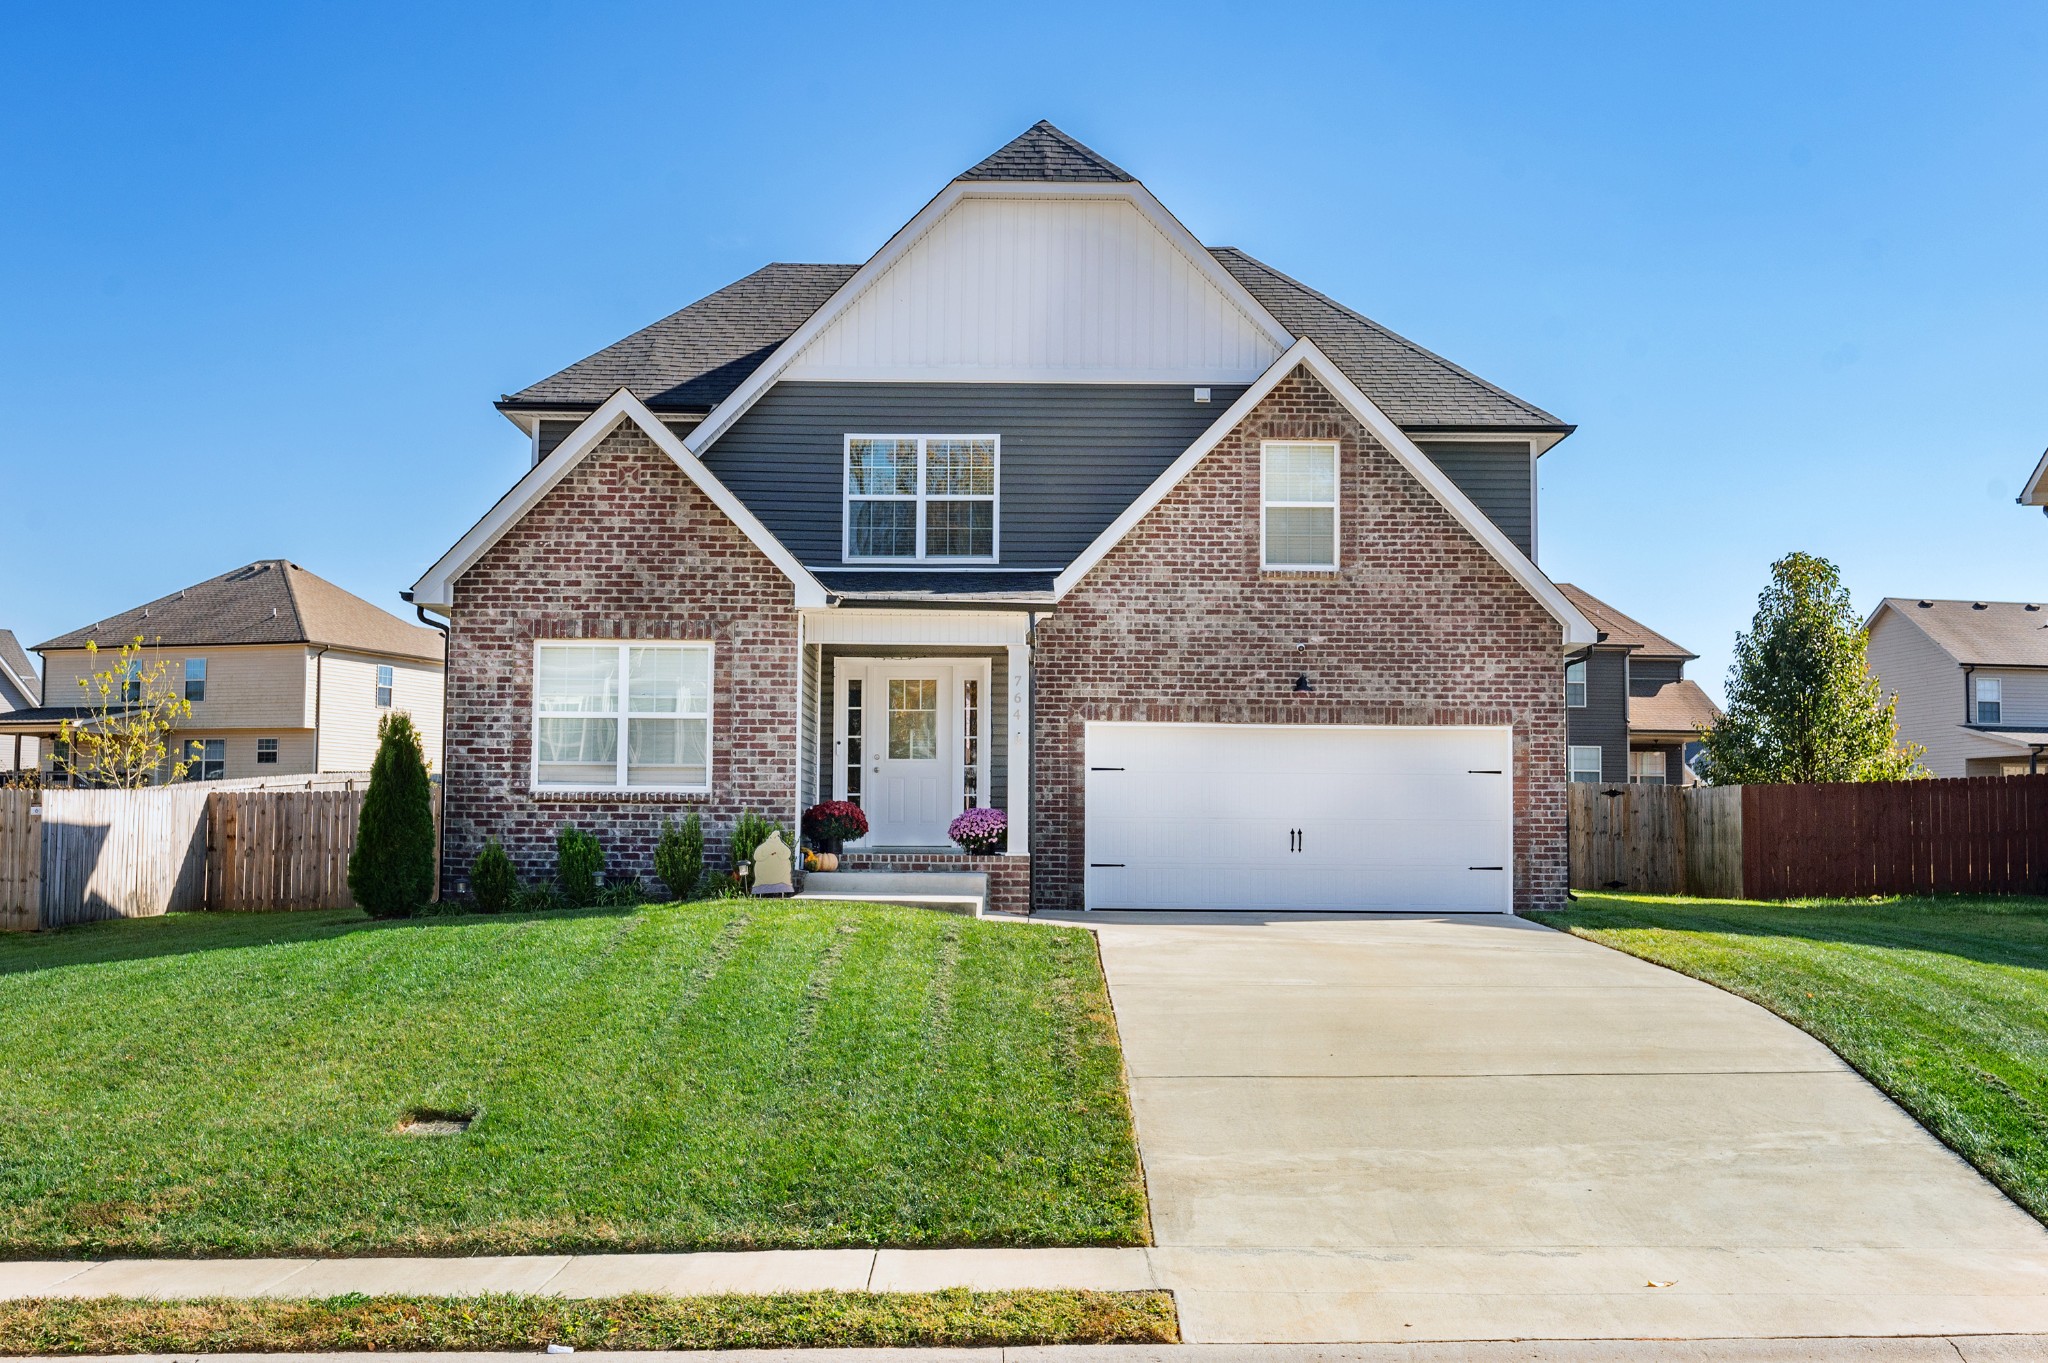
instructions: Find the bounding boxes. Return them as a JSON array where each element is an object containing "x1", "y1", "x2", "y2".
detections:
[
  {"x1": 1564, "y1": 646, "x2": 1629, "y2": 783},
  {"x1": 703, "y1": 382, "x2": 1246, "y2": 567},
  {"x1": 1629, "y1": 657, "x2": 1684, "y2": 695},
  {"x1": 1414, "y1": 441, "x2": 1533, "y2": 558}
]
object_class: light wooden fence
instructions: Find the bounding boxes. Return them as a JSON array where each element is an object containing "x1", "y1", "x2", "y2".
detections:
[
  {"x1": 0, "y1": 784, "x2": 439, "y2": 929},
  {"x1": 1569, "y1": 775, "x2": 2048, "y2": 900},
  {"x1": 1568, "y1": 783, "x2": 1743, "y2": 898}
]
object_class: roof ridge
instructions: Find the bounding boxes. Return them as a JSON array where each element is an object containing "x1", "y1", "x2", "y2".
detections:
[
  {"x1": 275, "y1": 560, "x2": 309, "y2": 638},
  {"x1": 1211, "y1": 246, "x2": 1563, "y2": 427},
  {"x1": 958, "y1": 120, "x2": 1135, "y2": 183}
]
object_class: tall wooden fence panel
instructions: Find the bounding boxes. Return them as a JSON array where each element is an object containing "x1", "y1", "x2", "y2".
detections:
[
  {"x1": 207, "y1": 788, "x2": 367, "y2": 911},
  {"x1": 1568, "y1": 783, "x2": 1743, "y2": 897},
  {"x1": 0, "y1": 792, "x2": 41, "y2": 931},
  {"x1": 36, "y1": 787, "x2": 210, "y2": 926},
  {"x1": 1743, "y1": 775, "x2": 2048, "y2": 899}
]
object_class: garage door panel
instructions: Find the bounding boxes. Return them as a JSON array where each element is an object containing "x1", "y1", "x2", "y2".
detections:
[{"x1": 1085, "y1": 724, "x2": 1513, "y2": 913}]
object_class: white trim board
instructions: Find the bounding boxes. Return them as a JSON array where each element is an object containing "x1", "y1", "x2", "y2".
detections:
[
  {"x1": 2022, "y1": 445, "x2": 2048, "y2": 507},
  {"x1": 683, "y1": 180, "x2": 1297, "y2": 457},
  {"x1": 1052, "y1": 337, "x2": 1598, "y2": 647},
  {"x1": 411, "y1": 388, "x2": 827, "y2": 611}
]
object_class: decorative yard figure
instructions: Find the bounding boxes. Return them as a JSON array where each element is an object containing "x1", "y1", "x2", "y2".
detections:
[{"x1": 750, "y1": 829, "x2": 794, "y2": 897}]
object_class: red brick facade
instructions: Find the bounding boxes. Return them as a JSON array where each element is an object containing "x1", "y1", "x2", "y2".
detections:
[
  {"x1": 441, "y1": 424, "x2": 800, "y2": 888},
  {"x1": 1029, "y1": 365, "x2": 1568, "y2": 913}
]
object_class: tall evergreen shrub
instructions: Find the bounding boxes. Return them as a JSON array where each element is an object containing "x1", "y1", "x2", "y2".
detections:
[{"x1": 347, "y1": 713, "x2": 436, "y2": 919}]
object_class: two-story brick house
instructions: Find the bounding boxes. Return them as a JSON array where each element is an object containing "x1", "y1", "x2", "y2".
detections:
[
  {"x1": 1867, "y1": 597, "x2": 2048, "y2": 776},
  {"x1": 5, "y1": 560, "x2": 445, "y2": 782},
  {"x1": 410, "y1": 122, "x2": 1597, "y2": 914}
]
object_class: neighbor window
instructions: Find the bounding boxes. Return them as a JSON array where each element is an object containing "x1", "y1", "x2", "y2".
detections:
[
  {"x1": 534, "y1": 641, "x2": 712, "y2": 791},
  {"x1": 121, "y1": 659, "x2": 142, "y2": 703},
  {"x1": 1565, "y1": 659, "x2": 1587, "y2": 708},
  {"x1": 256, "y1": 737, "x2": 277, "y2": 765},
  {"x1": 845, "y1": 435, "x2": 997, "y2": 561},
  {"x1": 1630, "y1": 750, "x2": 1667, "y2": 785},
  {"x1": 184, "y1": 657, "x2": 206, "y2": 702},
  {"x1": 1261, "y1": 441, "x2": 1338, "y2": 569},
  {"x1": 375, "y1": 664, "x2": 394, "y2": 708},
  {"x1": 185, "y1": 738, "x2": 225, "y2": 781},
  {"x1": 1568, "y1": 744, "x2": 1603, "y2": 784},
  {"x1": 1977, "y1": 677, "x2": 2002, "y2": 724}
]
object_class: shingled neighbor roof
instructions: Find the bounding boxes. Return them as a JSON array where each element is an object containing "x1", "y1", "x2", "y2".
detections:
[
  {"x1": 812, "y1": 570, "x2": 1056, "y2": 606},
  {"x1": 1211, "y1": 249, "x2": 1568, "y2": 431},
  {"x1": 500, "y1": 264, "x2": 858, "y2": 412},
  {"x1": 1880, "y1": 598, "x2": 2048, "y2": 667},
  {"x1": 1630, "y1": 678, "x2": 1721, "y2": 736},
  {"x1": 0, "y1": 630, "x2": 37, "y2": 691},
  {"x1": 1556, "y1": 585, "x2": 1696, "y2": 660},
  {"x1": 36, "y1": 561, "x2": 444, "y2": 664},
  {"x1": 957, "y1": 120, "x2": 1134, "y2": 183}
]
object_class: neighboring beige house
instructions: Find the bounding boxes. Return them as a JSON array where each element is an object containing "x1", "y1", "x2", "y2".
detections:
[
  {"x1": 1866, "y1": 597, "x2": 2048, "y2": 777},
  {"x1": 1, "y1": 560, "x2": 444, "y2": 783},
  {"x1": 0, "y1": 631, "x2": 39, "y2": 773}
]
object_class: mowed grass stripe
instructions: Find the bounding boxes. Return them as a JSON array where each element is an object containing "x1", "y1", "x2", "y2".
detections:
[
  {"x1": 1535, "y1": 894, "x2": 2048, "y2": 1225},
  {"x1": 0, "y1": 900, "x2": 1148, "y2": 1257}
]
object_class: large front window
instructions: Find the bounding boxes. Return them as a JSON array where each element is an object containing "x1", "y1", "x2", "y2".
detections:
[
  {"x1": 534, "y1": 641, "x2": 712, "y2": 791},
  {"x1": 845, "y1": 435, "x2": 998, "y2": 561}
]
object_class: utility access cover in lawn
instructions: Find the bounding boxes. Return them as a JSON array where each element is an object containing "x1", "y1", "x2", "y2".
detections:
[{"x1": 0, "y1": 900, "x2": 1147, "y2": 1257}]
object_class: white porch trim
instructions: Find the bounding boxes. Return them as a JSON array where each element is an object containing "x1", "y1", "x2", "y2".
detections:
[{"x1": 799, "y1": 609, "x2": 1032, "y2": 647}]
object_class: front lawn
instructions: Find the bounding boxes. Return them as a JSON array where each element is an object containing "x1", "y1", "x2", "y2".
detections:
[
  {"x1": 1533, "y1": 893, "x2": 2048, "y2": 1224},
  {"x1": 0, "y1": 900, "x2": 1147, "y2": 1257}
]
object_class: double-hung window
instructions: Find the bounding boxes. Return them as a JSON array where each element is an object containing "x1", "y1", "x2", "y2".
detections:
[
  {"x1": 375, "y1": 664, "x2": 394, "y2": 708},
  {"x1": 1977, "y1": 677, "x2": 2002, "y2": 724},
  {"x1": 1568, "y1": 744, "x2": 1603, "y2": 784},
  {"x1": 1261, "y1": 441, "x2": 1339, "y2": 569},
  {"x1": 534, "y1": 641, "x2": 712, "y2": 792},
  {"x1": 185, "y1": 738, "x2": 225, "y2": 781},
  {"x1": 845, "y1": 435, "x2": 998, "y2": 561},
  {"x1": 1564, "y1": 659, "x2": 1587, "y2": 708},
  {"x1": 1630, "y1": 750, "x2": 1667, "y2": 785},
  {"x1": 184, "y1": 658, "x2": 206, "y2": 702}
]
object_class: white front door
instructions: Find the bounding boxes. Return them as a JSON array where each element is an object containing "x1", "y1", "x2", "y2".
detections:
[
  {"x1": 1084, "y1": 723, "x2": 1515, "y2": 912},
  {"x1": 835, "y1": 658, "x2": 991, "y2": 847}
]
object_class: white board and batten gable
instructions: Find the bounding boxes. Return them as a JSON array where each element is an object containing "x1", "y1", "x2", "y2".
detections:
[{"x1": 781, "y1": 190, "x2": 1286, "y2": 385}]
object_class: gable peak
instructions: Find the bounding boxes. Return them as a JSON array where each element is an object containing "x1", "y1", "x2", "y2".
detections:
[{"x1": 958, "y1": 120, "x2": 1134, "y2": 183}]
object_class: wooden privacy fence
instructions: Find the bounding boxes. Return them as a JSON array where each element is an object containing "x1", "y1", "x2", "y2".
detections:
[
  {"x1": 0, "y1": 784, "x2": 439, "y2": 929},
  {"x1": 1570, "y1": 774, "x2": 2048, "y2": 900}
]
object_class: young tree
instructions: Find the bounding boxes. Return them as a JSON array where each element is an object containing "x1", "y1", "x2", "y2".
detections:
[
  {"x1": 348, "y1": 713, "x2": 437, "y2": 918},
  {"x1": 1698, "y1": 551, "x2": 1924, "y2": 785},
  {"x1": 55, "y1": 637, "x2": 193, "y2": 788}
]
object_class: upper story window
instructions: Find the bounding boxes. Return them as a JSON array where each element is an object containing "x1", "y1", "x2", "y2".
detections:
[
  {"x1": 534, "y1": 641, "x2": 712, "y2": 792},
  {"x1": 375, "y1": 664, "x2": 394, "y2": 708},
  {"x1": 184, "y1": 657, "x2": 206, "y2": 703},
  {"x1": 844, "y1": 435, "x2": 998, "y2": 561},
  {"x1": 1568, "y1": 744, "x2": 1603, "y2": 784},
  {"x1": 1261, "y1": 441, "x2": 1339, "y2": 570},
  {"x1": 1977, "y1": 676, "x2": 2002, "y2": 724},
  {"x1": 1565, "y1": 659, "x2": 1587, "y2": 708},
  {"x1": 121, "y1": 660, "x2": 142, "y2": 703}
]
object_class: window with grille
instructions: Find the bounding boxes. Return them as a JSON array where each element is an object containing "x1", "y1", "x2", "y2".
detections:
[{"x1": 845, "y1": 435, "x2": 998, "y2": 561}]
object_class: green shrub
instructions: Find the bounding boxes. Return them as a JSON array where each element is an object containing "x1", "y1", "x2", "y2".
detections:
[
  {"x1": 556, "y1": 824, "x2": 606, "y2": 906},
  {"x1": 596, "y1": 875, "x2": 648, "y2": 908},
  {"x1": 729, "y1": 811, "x2": 788, "y2": 886},
  {"x1": 513, "y1": 882, "x2": 564, "y2": 914},
  {"x1": 470, "y1": 840, "x2": 516, "y2": 914},
  {"x1": 348, "y1": 713, "x2": 436, "y2": 920},
  {"x1": 654, "y1": 814, "x2": 703, "y2": 901}
]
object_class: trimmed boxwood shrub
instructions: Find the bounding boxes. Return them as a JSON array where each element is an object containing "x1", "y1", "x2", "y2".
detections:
[
  {"x1": 654, "y1": 813, "x2": 703, "y2": 901},
  {"x1": 471, "y1": 839, "x2": 516, "y2": 914},
  {"x1": 556, "y1": 824, "x2": 605, "y2": 907}
]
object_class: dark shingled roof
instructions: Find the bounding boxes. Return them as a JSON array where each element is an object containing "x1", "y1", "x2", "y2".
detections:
[
  {"x1": 958, "y1": 120, "x2": 1134, "y2": 183},
  {"x1": 501, "y1": 264, "x2": 858, "y2": 412},
  {"x1": 0, "y1": 630, "x2": 37, "y2": 691},
  {"x1": 1880, "y1": 598, "x2": 2048, "y2": 667},
  {"x1": 1212, "y1": 248, "x2": 1569, "y2": 432},
  {"x1": 36, "y1": 561, "x2": 445, "y2": 663},
  {"x1": 813, "y1": 570, "x2": 1055, "y2": 606},
  {"x1": 1557, "y1": 585, "x2": 1696, "y2": 660}
]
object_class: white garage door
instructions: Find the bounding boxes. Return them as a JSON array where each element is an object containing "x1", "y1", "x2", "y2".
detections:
[{"x1": 1084, "y1": 723, "x2": 1514, "y2": 913}]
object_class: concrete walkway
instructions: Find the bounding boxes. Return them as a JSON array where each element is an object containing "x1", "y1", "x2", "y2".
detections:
[{"x1": 1080, "y1": 911, "x2": 2048, "y2": 1344}]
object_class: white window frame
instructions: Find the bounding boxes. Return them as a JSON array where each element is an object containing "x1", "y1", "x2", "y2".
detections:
[
  {"x1": 1564, "y1": 659, "x2": 1587, "y2": 708},
  {"x1": 1259, "y1": 439, "x2": 1340, "y2": 571},
  {"x1": 186, "y1": 738, "x2": 225, "y2": 782},
  {"x1": 1568, "y1": 744, "x2": 1603, "y2": 783},
  {"x1": 255, "y1": 737, "x2": 278, "y2": 765},
  {"x1": 1631, "y1": 750, "x2": 1667, "y2": 784},
  {"x1": 843, "y1": 434, "x2": 1001, "y2": 564},
  {"x1": 375, "y1": 664, "x2": 394, "y2": 709},
  {"x1": 1977, "y1": 676, "x2": 2002, "y2": 724},
  {"x1": 531, "y1": 640, "x2": 715, "y2": 794},
  {"x1": 184, "y1": 657, "x2": 206, "y2": 703}
]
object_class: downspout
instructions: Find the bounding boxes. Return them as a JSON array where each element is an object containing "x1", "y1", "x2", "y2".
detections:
[
  {"x1": 401, "y1": 590, "x2": 452, "y2": 898},
  {"x1": 1963, "y1": 663, "x2": 1976, "y2": 726},
  {"x1": 311, "y1": 646, "x2": 330, "y2": 772}
]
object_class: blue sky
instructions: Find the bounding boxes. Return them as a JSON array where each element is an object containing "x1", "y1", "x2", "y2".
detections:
[{"x1": 3, "y1": 2, "x2": 2043, "y2": 701}]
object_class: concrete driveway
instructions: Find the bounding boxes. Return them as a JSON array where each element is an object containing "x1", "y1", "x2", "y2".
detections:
[{"x1": 1081, "y1": 912, "x2": 2048, "y2": 1344}]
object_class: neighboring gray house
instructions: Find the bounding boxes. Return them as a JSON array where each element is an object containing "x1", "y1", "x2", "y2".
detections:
[
  {"x1": 1557, "y1": 585, "x2": 1721, "y2": 786},
  {"x1": 1867, "y1": 598, "x2": 2048, "y2": 776},
  {"x1": 0, "y1": 631, "x2": 39, "y2": 772}
]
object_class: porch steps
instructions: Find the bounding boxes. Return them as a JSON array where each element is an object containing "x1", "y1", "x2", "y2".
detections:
[{"x1": 795, "y1": 871, "x2": 986, "y2": 918}]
